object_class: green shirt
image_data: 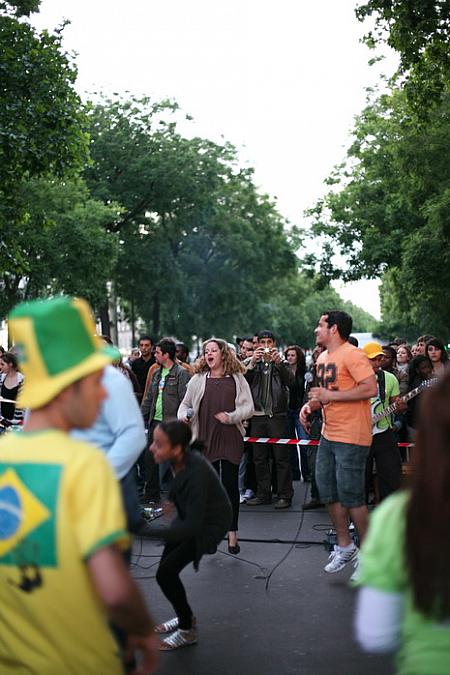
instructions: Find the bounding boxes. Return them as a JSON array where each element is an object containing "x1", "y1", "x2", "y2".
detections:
[
  {"x1": 154, "y1": 367, "x2": 170, "y2": 422},
  {"x1": 358, "y1": 491, "x2": 450, "y2": 675},
  {"x1": 372, "y1": 369, "x2": 400, "y2": 432}
]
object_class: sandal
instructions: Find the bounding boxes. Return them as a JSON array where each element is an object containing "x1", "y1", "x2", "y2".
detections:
[
  {"x1": 155, "y1": 616, "x2": 197, "y2": 634},
  {"x1": 159, "y1": 628, "x2": 197, "y2": 651}
]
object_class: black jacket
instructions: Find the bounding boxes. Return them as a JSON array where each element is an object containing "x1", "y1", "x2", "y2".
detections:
[
  {"x1": 149, "y1": 450, "x2": 232, "y2": 567},
  {"x1": 131, "y1": 356, "x2": 155, "y2": 397},
  {"x1": 245, "y1": 360, "x2": 293, "y2": 416},
  {"x1": 288, "y1": 368, "x2": 306, "y2": 410}
]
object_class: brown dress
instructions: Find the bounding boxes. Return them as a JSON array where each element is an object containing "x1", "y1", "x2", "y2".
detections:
[{"x1": 197, "y1": 377, "x2": 243, "y2": 465}]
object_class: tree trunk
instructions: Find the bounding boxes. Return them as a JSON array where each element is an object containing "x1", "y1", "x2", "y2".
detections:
[
  {"x1": 130, "y1": 297, "x2": 136, "y2": 347},
  {"x1": 152, "y1": 293, "x2": 160, "y2": 338},
  {"x1": 99, "y1": 303, "x2": 110, "y2": 337},
  {"x1": 109, "y1": 284, "x2": 118, "y2": 345}
]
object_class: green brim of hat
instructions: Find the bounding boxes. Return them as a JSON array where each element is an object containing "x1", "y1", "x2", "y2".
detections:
[{"x1": 17, "y1": 345, "x2": 116, "y2": 409}]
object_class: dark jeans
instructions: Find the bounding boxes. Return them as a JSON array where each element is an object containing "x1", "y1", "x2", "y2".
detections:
[
  {"x1": 156, "y1": 539, "x2": 196, "y2": 630},
  {"x1": 120, "y1": 470, "x2": 143, "y2": 534},
  {"x1": 308, "y1": 410, "x2": 322, "y2": 500},
  {"x1": 212, "y1": 459, "x2": 239, "y2": 531},
  {"x1": 141, "y1": 420, "x2": 161, "y2": 501},
  {"x1": 307, "y1": 446, "x2": 320, "y2": 500},
  {"x1": 251, "y1": 415, "x2": 293, "y2": 501},
  {"x1": 366, "y1": 428, "x2": 402, "y2": 503}
]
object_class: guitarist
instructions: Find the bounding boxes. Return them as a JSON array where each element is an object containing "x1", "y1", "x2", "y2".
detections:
[{"x1": 362, "y1": 342, "x2": 406, "y2": 503}]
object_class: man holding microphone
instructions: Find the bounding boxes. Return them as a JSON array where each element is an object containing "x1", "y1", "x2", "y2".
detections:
[{"x1": 300, "y1": 311, "x2": 377, "y2": 575}]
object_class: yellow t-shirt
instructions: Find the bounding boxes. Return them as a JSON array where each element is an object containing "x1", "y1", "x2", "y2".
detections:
[
  {"x1": 0, "y1": 430, "x2": 130, "y2": 675},
  {"x1": 316, "y1": 342, "x2": 373, "y2": 446}
]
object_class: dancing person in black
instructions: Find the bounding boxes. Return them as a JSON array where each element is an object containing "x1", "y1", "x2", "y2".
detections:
[{"x1": 150, "y1": 420, "x2": 232, "y2": 651}]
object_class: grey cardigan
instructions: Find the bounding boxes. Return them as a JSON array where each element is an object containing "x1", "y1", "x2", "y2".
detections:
[{"x1": 178, "y1": 372, "x2": 254, "y2": 439}]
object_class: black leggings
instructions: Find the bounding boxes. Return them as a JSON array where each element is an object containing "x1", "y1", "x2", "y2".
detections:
[
  {"x1": 156, "y1": 539, "x2": 196, "y2": 630},
  {"x1": 212, "y1": 459, "x2": 239, "y2": 531}
]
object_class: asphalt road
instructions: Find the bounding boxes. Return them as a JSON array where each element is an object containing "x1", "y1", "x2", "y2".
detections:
[{"x1": 133, "y1": 482, "x2": 394, "y2": 675}]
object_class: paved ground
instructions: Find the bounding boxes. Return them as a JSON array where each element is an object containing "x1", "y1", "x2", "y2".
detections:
[{"x1": 133, "y1": 483, "x2": 394, "y2": 675}]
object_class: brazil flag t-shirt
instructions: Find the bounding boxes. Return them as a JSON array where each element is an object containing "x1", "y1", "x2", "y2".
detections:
[{"x1": 0, "y1": 429, "x2": 129, "y2": 674}]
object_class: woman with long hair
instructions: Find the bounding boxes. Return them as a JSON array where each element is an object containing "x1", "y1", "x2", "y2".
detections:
[
  {"x1": 150, "y1": 420, "x2": 232, "y2": 650},
  {"x1": 425, "y1": 337, "x2": 448, "y2": 377},
  {"x1": 355, "y1": 370, "x2": 450, "y2": 674},
  {"x1": 405, "y1": 355, "x2": 433, "y2": 441},
  {"x1": 284, "y1": 345, "x2": 308, "y2": 480},
  {"x1": 178, "y1": 338, "x2": 254, "y2": 554},
  {"x1": 0, "y1": 352, "x2": 24, "y2": 430}
]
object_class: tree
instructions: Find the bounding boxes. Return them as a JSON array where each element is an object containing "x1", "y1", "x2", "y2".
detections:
[
  {"x1": 0, "y1": 9, "x2": 87, "y2": 189},
  {"x1": 244, "y1": 272, "x2": 377, "y2": 347},
  {"x1": 356, "y1": 0, "x2": 450, "y2": 114},
  {"x1": 0, "y1": 1, "x2": 41, "y2": 18},
  {"x1": 0, "y1": 178, "x2": 120, "y2": 317},
  {"x1": 0, "y1": 1, "x2": 89, "y2": 303},
  {"x1": 85, "y1": 96, "x2": 299, "y2": 341},
  {"x1": 308, "y1": 87, "x2": 450, "y2": 338}
]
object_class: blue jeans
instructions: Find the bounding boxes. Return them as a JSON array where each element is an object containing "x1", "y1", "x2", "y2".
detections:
[
  {"x1": 316, "y1": 436, "x2": 370, "y2": 508},
  {"x1": 238, "y1": 450, "x2": 248, "y2": 493}
]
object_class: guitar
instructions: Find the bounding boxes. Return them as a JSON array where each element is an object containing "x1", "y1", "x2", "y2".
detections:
[{"x1": 371, "y1": 379, "x2": 436, "y2": 435}]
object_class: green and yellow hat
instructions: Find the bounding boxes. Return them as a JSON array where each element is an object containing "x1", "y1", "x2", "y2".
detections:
[{"x1": 9, "y1": 296, "x2": 116, "y2": 409}]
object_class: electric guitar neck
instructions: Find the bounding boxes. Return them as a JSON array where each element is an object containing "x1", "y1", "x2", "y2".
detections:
[{"x1": 371, "y1": 378, "x2": 436, "y2": 431}]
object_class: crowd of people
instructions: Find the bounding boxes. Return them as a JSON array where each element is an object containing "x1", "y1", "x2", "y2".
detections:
[
  {"x1": 121, "y1": 326, "x2": 446, "y2": 520},
  {"x1": 0, "y1": 299, "x2": 449, "y2": 673}
]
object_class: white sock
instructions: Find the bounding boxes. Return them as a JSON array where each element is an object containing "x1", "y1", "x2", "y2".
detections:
[{"x1": 338, "y1": 542, "x2": 356, "y2": 552}]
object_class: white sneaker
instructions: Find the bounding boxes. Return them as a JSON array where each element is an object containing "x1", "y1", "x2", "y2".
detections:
[
  {"x1": 239, "y1": 493, "x2": 247, "y2": 504},
  {"x1": 324, "y1": 544, "x2": 359, "y2": 574},
  {"x1": 349, "y1": 554, "x2": 360, "y2": 584},
  {"x1": 244, "y1": 489, "x2": 254, "y2": 499},
  {"x1": 160, "y1": 628, "x2": 197, "y2": 651}
]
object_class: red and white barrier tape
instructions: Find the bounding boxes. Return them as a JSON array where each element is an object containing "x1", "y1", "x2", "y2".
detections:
[{"x1": 244, "y1": 437, "x2": 414, "y2": 448}]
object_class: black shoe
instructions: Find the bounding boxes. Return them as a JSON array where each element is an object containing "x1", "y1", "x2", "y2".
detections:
[
  {"x1": 228, "y1": 544, "x2": 241, "y2": 555},
  {"x1": 246, "y1": 496, "x2": 272, "y2": 506},
  {"x1": 302, "y1": 499, "x2": 324, "y2": 510},
  {"x1": 274, "y1": 498, "x2": 292, "y2": 509}
]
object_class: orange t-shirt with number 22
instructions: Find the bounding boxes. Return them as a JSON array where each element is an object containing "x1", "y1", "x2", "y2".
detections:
[{"x1": 316, "y1": 342, "x2": 373, "y2": 447}]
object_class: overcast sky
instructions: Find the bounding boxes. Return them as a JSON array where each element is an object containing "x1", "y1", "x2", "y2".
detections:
[{"x1": 33, "y1": 0, "x2": 398, "y2": 319}]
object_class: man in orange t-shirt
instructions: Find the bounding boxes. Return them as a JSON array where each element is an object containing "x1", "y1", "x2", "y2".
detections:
[{"x1": 300, "y1": 310, "x2": 377, "y2": 576}]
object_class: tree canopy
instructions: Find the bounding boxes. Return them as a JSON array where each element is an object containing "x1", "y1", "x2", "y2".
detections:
[
  {"x1": 0, "y1": 6, "x2": 377, "y2": 345},
  {"x1": 0, "y1": 178, "x2": 120, "y2": 315},
  {"x1": 307, "y1": 2, "x2": 450, "y2": 340},
  {"x1": 356, "y1": 0, "x2": 450, "y2": 114},
  {"x1": 84, "y1": 97, "x2": 303, "y2": 341},
  {"x1": 308, "y1": 87, "x2": 450, "y2": 339},
  {"x1": 0, "y1": 2, "x2": 91, "y2": 311}
]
